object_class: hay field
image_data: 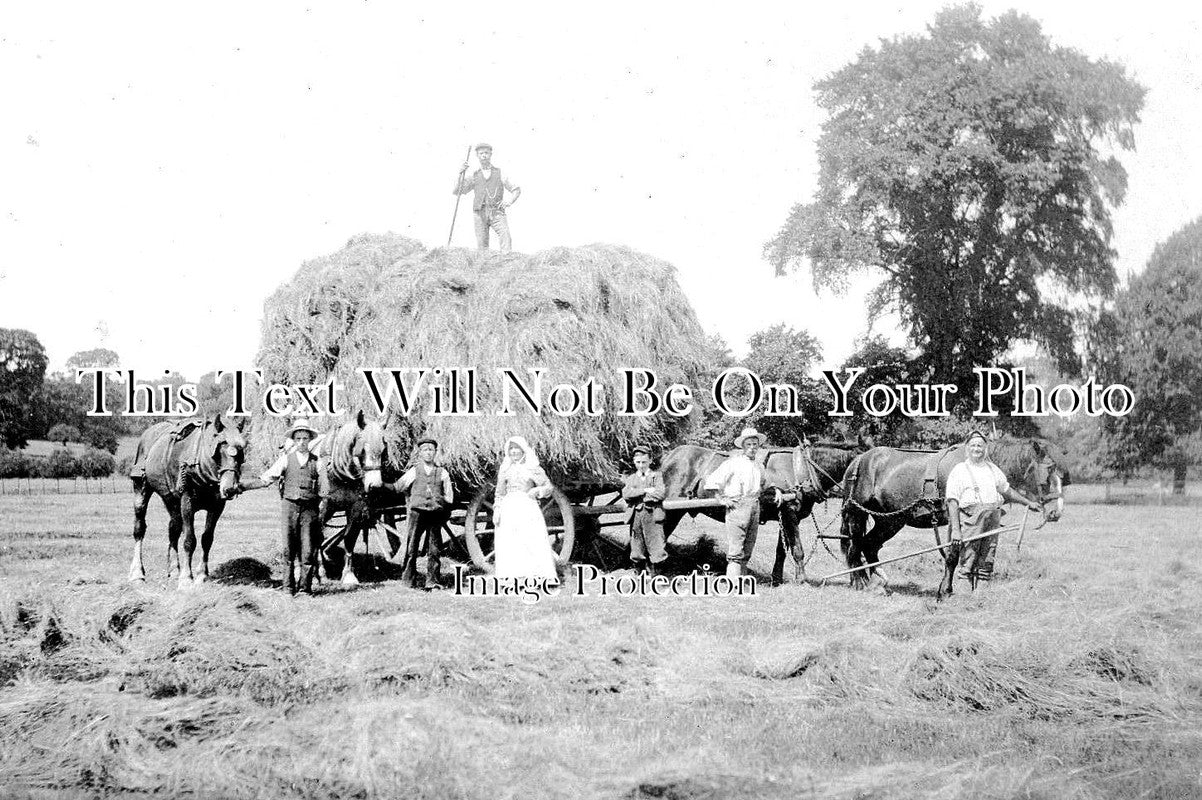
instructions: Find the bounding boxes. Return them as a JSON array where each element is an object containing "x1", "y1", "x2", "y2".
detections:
[{"x1": 1, "y1": 490, "x2": 1200, "y2": 799}]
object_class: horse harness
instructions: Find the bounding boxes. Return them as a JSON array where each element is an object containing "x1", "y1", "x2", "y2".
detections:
[
  {"x1": 843, "y1": 445, "x2": 957, "y2": 520},
  {"x1": 172, "y1": 420, "x2": 238, "y2": 494}
]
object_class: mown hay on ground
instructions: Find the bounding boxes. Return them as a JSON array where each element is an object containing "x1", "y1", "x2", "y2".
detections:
[{"x1": 254, "y1": 233, "x2": 714, "y2": 487}]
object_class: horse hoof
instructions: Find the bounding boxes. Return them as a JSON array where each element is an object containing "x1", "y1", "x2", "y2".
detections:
[
  {"x1": 342, "y1": 572, "x2": 360, "y2": 587},
  {"x1": 129, "y1": 575, "x2": 146, "y2": 584},
  {"x1": 177, "y1": 576, "x2": 194, "y2": 591},
  {"x1": 196, "y1": 574, "x2": 208, "y2": 585}
]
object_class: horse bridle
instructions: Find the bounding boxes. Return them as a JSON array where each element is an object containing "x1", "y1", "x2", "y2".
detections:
[{"x1": 791, "y1": 444, "x2": 842, "y2": 503}]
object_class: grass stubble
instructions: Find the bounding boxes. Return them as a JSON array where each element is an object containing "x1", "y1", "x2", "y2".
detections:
[{"x1": 0, "y1": 492, "x2": 1199, "y2": 799}]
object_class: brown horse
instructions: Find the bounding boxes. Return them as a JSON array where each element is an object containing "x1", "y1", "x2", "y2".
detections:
[
  {"x1": 659, "y1": 441, "x2": 863, "y2": 584},
  {"x1": 317, "y1": 411, "x2": 397, "y2": 586},
  {"x1": 838, "y1": 438, "x2": 1069, "y2": 593},
  {"x1": 128, "y1": 414, "x2": 248, "y2": 587}
]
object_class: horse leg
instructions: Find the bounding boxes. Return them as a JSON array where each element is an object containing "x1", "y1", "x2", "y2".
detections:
[
  {"x1": 341, "y1": 503, "x2": 366, "y2": 586},
  {"x1": 129, "y1": 482, "x2": 151, "y2": 582},
  {"x1": 771, "y1": 505, "x2": 803, "y2": 586},
  {"x1": 840, "y1": 507, "x2": 869, "y2": 590},
  {"x1": 772, "y1": 528, "x2": 787, "y2": 587},
  {"x1": 197, "y1": 503, "x2": 223, "y2": 584},
  {"x1": 316, "y1": 498, "x2": 333, "y2": 583},
  {"x1": 789, "y1": 502, "x2": 809, "y2": 584},
  {"x1": 938, "y1": 539, "x2": 961, "y2": 601},
  {"x1": 178, "y1": 495, "x2": 198, "y2": 590},
  {"x1": 861, "y1": 519, "x2": 902, "y2": 595},
  {"x1": 164, "y1": 496, "x2": 183, "y2": 580}
]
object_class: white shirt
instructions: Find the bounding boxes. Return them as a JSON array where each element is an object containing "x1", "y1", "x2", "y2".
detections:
[
  {"x1": 703, "y1": 454, "x2": 763, "y2": 500},
  {"x1": 396, "y1": 462, "x2": 455, "y2": 504},
  {"x1": 260, "y1": 449, "x2": 313, "y2": 483},
  {"x1": 945, "y1": 460, "x2": 1009, "y2": 506}
]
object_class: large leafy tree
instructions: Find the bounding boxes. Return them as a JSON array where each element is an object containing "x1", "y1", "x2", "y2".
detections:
[
  {"x1": 1091, "y1": 217, "x2": 1202, "y2": 491},
  {"x1": 697, "y1": 325, "x2": 831, "y2": 449},
  {"x1": 766, "y1": 5, "x2": 1144, "y2": 400},
  {"x1": 0, "y1": 328, "x2": 49, "y2": 448}
]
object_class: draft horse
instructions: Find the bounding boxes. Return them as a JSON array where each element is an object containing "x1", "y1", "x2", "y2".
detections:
[
  {"x1": 317, "y1": 410, "x2": 399, "y2": 586},
  {"x1": 129, "y1": 414, "x2": 248, "y2": 587},
  {"x1": 658, "y1": 440, "x2": 863, "y2": 584},
  {"x1": 838, "y1": 438, "x2": 1069, "y2": 595}
]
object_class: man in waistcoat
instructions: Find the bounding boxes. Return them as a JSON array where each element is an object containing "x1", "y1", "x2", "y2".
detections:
[
  {"x1": 396, "y1": 437, "x2": 454, "y2": 589},
  {"x1": 453, "y1": 142, "x2": 521, "y2": 252},
  {"x1": 622, "y1": 445, "x2": 667, "y2": 577},
  {"x1": 238, "y1": 418, "x2": 324, "y2": 594}
]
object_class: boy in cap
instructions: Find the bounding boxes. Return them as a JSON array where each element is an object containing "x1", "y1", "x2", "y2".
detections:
[
  {"x1": 703, "y1": 427, "x2": 766, "y2": 579},
  {"x1": 453, "y1": 143, "x2": 521, "y2": 252},
  {"x1": 395, "y1": 437, "x2": 454, "y2": 589},
  {"x1": 622, "y1": 445, "x2": 667, "y2": 576},
  {"x1": 238, "y1": 418, "x2": 324, "y2": 594}
]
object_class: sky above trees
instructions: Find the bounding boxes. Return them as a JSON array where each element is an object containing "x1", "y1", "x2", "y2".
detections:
[{"x1": 2, "y1": 2, "x2": 1201, "y2": 375}]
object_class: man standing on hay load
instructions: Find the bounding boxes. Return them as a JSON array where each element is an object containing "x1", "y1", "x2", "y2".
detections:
[
  {"x1": 454, "y1": 142, "x2": 521, "y2": 253},
  {"x1": 395, "y1": 437, "x2": 454, "y2": 590},
  {"x1": 622, "y1": 445, "x2": 667, "y2": 577},
  {"x1": 237, "y1": 418, "x2": 324, "y2": 595},
  {"x1": 704, "y1": 427, "x2": 766, "y2": 580},
  {"x1": 943, "y1": 430, "x2": 1043, "y2": 593}
]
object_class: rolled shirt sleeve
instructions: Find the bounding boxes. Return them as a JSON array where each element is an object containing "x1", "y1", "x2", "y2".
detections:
[{"x1": 259, "y1": 453, "x2": 290, "y2": 484}]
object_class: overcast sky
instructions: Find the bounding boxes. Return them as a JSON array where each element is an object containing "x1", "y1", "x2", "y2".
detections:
[{"x1": 2, "y1": 1, "x2": 1200, "y2": 377}]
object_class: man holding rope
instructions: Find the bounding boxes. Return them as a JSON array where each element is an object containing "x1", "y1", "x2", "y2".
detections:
[
  {"x1": 945, "y1": 430, "x2": 1043, "y2": 591},
  {"x1": 453, "y1": 143, "x2": 521, "y2": 252}
]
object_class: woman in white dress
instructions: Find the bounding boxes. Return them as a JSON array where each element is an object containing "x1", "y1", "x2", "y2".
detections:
[{"x1": 492, "y1": 436, "x2": 560, "y2": 581}]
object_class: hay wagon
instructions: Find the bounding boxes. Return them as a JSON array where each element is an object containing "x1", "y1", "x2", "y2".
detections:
[{"x1": 324, "y1": 473, "x2": 734, "y2": 574}]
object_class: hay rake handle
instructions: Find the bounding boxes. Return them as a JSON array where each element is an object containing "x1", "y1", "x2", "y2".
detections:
[{"x1": 818, "y1": 523, "x2": 1021, "y2": 585}]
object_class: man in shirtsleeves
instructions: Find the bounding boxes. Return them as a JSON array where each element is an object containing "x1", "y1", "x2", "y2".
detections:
[
  {"x1": 396, "y1": 437, "x2": 454, "y2": 590},
  {"x1": 453, "y1": 142, "x2": 521, "y2": 252},
  {"x1": 703, "y1": 427, "x2": 766, "y2": 580},
  {"x1": 944, "y1": 430, "x2": 1042, "y2": 590},
  {"x1": 622, "y1": 445, "x2": 668, "y2": 577}
]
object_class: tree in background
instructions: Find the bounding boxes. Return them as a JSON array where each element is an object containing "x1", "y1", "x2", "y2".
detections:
[
  {"x1": 0, "y1": 328, "x2": 49, "y2": 448},
  {"x1": 696, "y1": 325, "x2": 831, "y2": 449},
  {"x1": 31, "y1": 349, "x2": 129, "y2": 454},
  {"x1": 765, "y1": 5, "x2": 1144, "y2": 404},
  {"x1": 64, "y1": 348, "x2": 120, "y2": 373},
  {"x1": 1091, "y1": 217, "x2": 1202, "y2": 492},
  {"x1": 47, "y1": 423, "x2": 82, "y2": 446},
  {"x1": 835, "y1": 335, "x2": 917, "y2": 444}
]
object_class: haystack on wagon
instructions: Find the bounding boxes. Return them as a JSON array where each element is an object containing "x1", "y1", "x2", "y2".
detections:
[{"x1": 254, "y1": 233, "x2": 715, "y2": 570}]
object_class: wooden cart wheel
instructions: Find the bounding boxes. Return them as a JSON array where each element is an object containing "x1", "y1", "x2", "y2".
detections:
[{"x1": 464, "y1": 486, "x2": 576, "y2": 571}]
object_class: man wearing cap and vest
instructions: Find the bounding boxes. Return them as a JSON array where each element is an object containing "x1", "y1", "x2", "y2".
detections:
[
  {"x1": 238, "y1": 418, "x2": 324, "y2": 594},
  {"x1": 454, "y1": 143, "x2": 521, "y2": 253},
  {"x1": 395, "y1": 437, "x2": 454, "y2": 589},
  {"x1": 703, "y1": 427, "x2": 766, "y2": 580},
  {"x1": 622, "y1": 446, "x2": 667, "y2": 577}
]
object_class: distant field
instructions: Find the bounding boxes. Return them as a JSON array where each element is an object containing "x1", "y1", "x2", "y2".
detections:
[{"x1": 1, "y1": 490, "x2": 1200, "y2": 799}]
